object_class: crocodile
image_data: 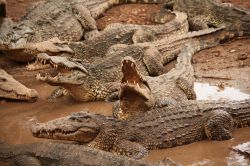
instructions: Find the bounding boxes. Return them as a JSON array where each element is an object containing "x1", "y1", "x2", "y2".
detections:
[
  {"x1": 165, "y1": 0, "x2": 250, "y2": 34},
  {"x1": 0, "y1": 69, "x2": 38, "y2": 101},
  {"x1": 114, "y1": 43, "x2": 197, "y2": 119},
  {"x1": 0, "y1": 0, "x2": 172, "y2": 62},
  {"x1": 0, "y1": 142, "x2": 179, "y2": 166},
  {"x1": 29, "y1": 99, "x2": 250, "y2": 159},
  {"x1": 25, "y1": 9, "x2": 188, "y2": 71},
  {"x1": 36, "y1": 27, "x2": 227, "y2": 102}
]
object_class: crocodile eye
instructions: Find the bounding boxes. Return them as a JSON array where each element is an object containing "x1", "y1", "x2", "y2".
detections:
[{"x1": 0, "y1": 78, "x2": 7, "y2": 82}]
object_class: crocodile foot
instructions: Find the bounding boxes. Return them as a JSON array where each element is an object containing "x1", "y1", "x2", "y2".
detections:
[{"x1": 48, "y1": 87, "x2": 69, "y2": 100}]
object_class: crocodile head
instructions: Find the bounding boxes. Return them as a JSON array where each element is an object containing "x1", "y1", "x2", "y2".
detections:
[
  {"x1": 0, "y1": 69, "x2": 38, "y2": 101},
  {"x1": 118, "y1": 56, "x2": 155, "y2": 119},
  {"x1": 29, "y1": 111, "x2": 110, "y2": 143},
  {"x1": 35, "y1": 53, "x2": 112, "y2": 101}
]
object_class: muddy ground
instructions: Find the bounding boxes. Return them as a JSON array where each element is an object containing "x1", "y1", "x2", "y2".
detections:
[{"x1": 1, "y1": 0, "x2": 250, "y2": 166}]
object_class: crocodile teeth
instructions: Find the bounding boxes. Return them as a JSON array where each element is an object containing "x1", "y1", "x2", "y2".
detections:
[{"x1": 131, "y1": 63, "x2": 134, "y2": 68}]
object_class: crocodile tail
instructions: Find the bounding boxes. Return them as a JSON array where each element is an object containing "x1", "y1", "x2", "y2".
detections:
[{"x1": 0, "y1": 0, "x2": 6, "y2": 17}]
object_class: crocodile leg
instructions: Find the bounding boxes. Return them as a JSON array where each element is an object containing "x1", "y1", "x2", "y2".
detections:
[
  {"x1": 188, "y1": 15, "x2": 210, "y2": 30},
  {"x1": 48, "y1": 87, "x2": 69, "y2": 100},
  {"x1": 112, "y1": 140, "x2": 148, "y2": 159},
  {"x1": 176, "y1": 77, "x2": 196, "y2": 100},
  {"x1": 72, "y1": 4, "x2": 97, "y2": 31},
  {"x1": 10, "y1": 155, "x2": 41, "y2": 166},
  {"x1": 143, "y1": 47, "x2": 164, "y2": 76},
  {"x1": 205, "y1": 109, "x2": 234, "y2": 141}
]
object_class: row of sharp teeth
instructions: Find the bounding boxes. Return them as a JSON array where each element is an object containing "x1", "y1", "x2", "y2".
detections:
[
  {"x1": 0, "y1": 89, "x2": 34, "y2": 99},
  {"x1": 122, "y1": 60, "x2": 135, "y2": 68},
  {"x1": 37, "y1": 58, "x2": 64, "y2": 69},
  {"x1": 37, "y1": 58, "x2": 48, "y2": 65},
  {"x1": 34, "y1": 128, "x2": 75, "y2": 136},
  {"x1": 121, "y1": 81, "x2": 141, "y2": 88},
  {"x1": 37, "y1": 73, "x2": 50, "y2": 78}
]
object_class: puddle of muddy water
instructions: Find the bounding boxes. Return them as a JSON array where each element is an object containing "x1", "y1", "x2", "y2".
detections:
[
  {"x1": 194, "y1": 82, "x2": 250, "y2": 101},
  {"x1": 0, "y1": 99, "x2": 113, "y2": 144},
  {"x1": 147, "y1": 128, "x2": 250, "y2": 166}
]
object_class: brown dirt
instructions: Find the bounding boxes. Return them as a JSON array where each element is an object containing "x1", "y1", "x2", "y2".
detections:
[
  {"x1": 193, "y1": 38, "x2": 250, "y2": 93},
  {"x1": 1, "y1": 1, "x2": 250, "y2": 166},
  {"x1": 6, "y1": 0, "x2": 39, "y2": 21},
  {"x1": 96, "y1": 4, "x2": 163, "y2": 30}
]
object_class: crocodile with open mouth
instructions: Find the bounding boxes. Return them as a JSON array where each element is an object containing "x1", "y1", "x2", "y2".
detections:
[
  {"x1": 115, "y1": 45, "x2": 197, "y2": 119},
  {"x1": 0, "y1": 0, "x2": 186, "y2": 62},
  {"x1": 0, "y1": 69, "x2": 38, "y2": 101},
  {"x1": 0, "y1": 141, "x2": 180, "y2": 166},
  {"x1": 36, "y1": 27, "x2": 227, "y2": 102},
  {"x1": 29, "y1": 98, "x2": 250, "y2": 159}
]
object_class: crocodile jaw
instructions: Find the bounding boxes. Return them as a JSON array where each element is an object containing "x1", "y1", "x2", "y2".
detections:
[
  {"x1": 119, "y1": 56, "x2": 155, "y2": 118},
  {"x1": 29, "y1": 112, "x2": 100, "y2": 143},
  {"x1": 0, "y1": 69, "x2": 38, "y2": 101}
]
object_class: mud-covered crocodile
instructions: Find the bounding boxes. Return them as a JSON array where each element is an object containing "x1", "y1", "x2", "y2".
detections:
[
  {"x1": 29, "y1": 99, "x2": 250, "y2": 159},
  {"x1": 0, "y1": 0, "x2": 173, "y2": 62},
  {"x1": 0, "y1": 69, "x2": 38, "y2": 101},
  {"x1": 165, "y1": 0, "x2": 250, "y2": 34},
  {"x1": 36, "y1": 27, "x2": 228, "y2": 102},
  {"x1": 0, "y1": 142, "x2": 179, "y2": 166}
]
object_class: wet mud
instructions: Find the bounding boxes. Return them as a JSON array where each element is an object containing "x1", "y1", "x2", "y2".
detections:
[{"x1": 2, "y1": 1, "x2": 250, "y2": 166}]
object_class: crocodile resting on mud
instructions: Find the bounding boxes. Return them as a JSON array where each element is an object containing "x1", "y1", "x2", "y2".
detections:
[
  {"x1": 29, "y1": 99, "x2": 250, "y2": 159},
  {"x1": 166, "y1": 0, "x2": 250, "y2": 33},
  {"x1": 26, "y1": 10, "x2": 188, "y2": 70},
  {"x1": 0, "y1": 142, "x2": 180, "y2": 166},
  {"x1": 36, "y1": 27, "x2": 227, "y2": 102},
  {"x1": 0, "y1": 69, "x2": 38, "y2": 101},
  {"x1": 0, "y1": 0, "x2": 172, "y2": 62}
]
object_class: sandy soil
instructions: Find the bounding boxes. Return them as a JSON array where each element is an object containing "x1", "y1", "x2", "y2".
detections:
[
  {"x1": 1, "y1": 1, "x2": 250, "y2": 166},
  {"x1": 96, "y1": 4, "x2": 163, "y2": 30},
  {"x1": 193, "y1": 38, "x2": 250, "y2": 93}
]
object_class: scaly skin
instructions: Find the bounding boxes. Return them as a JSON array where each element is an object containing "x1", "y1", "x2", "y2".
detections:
[
  {"x1": 115, "y1": 43, "x2": 197, "y2": 119},
  {"x1": 36, "y1": 27, "x2": 226, "y2": 102},
  {"x1": 1, "y1": 0, "x2": 172, "y2": 62},
  {"x1": 166, "y1": 0, "x2": 250, "y2": 34},
  {"x1": 0, "y1": 69, "x2": 38, "y2": 101},
  {"x1": 29, "y1": 99, "x2": 250, "y2": 159},
  {"x1": 0, "y1": 142, "x2": 176, "y2": 166},
  {"x1": 25, "y1": 9, "x2": 188, "y2": 70}
]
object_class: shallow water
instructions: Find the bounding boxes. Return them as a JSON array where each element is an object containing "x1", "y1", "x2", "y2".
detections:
[{"x1": 194, "y1": 82, "x2": 250, "y2": 101}]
